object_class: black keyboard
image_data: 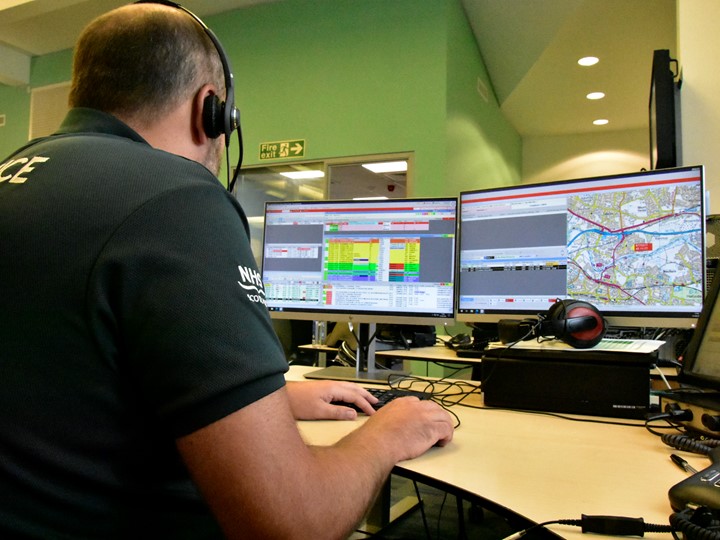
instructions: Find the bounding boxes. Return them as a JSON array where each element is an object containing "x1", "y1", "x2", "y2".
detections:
[{"x1": 333, "y1": 387, "x2": 431, "y2": 412}]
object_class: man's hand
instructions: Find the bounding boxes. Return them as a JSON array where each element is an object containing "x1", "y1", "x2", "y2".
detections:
[
  {"x1": 361, "y1": 397, "x2": 455, "y2": 460},
  {"x1": 286, "y1": 380, "x2": 379, "y2": 420}
]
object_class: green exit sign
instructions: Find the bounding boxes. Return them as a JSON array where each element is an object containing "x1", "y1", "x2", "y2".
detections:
[{"x1": 259, "y1": 139, "x2": 305, "y2": 160}]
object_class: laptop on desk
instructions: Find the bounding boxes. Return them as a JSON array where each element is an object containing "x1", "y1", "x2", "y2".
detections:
[{"x1": 658, "y1": 275, "x2": 720, "y2": 418}]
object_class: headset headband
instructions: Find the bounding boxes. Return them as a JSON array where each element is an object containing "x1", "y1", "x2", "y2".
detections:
[{"x1": 132, "y1": 0, "x2": 243, "y2": 190}]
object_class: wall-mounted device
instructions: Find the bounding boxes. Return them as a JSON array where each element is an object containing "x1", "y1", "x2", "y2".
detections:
[{"x1": 649, "y1": 49, "x2": 680, "y2": 170}]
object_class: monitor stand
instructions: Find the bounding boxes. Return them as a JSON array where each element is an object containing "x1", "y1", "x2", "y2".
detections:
[{"x1": 303, "y1": 323, "x2": 408, "y2": 384}]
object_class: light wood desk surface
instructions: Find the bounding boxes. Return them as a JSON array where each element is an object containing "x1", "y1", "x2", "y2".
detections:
[
  {"x1": 298, "y1": 341, "x2": 471, "y2": 363},
  {"x1": 288, "y1": 365, "x2": 694, "y2": 539},
  {"x1": 376, "y1": 342, "x2": 478, "y2": 363}
]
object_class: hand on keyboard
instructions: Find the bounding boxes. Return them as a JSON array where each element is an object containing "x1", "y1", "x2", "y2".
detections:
[{"x1": 332, "y1": 387, "x2": 430, "y2": 413}]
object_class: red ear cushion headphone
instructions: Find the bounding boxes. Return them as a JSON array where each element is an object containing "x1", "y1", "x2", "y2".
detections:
[
  {"x1": 497, "y1": 299, "x2": 607, "y2": 349},
  {"x1": 543, "y1": 299, "x2": 607, "y2": 348}
]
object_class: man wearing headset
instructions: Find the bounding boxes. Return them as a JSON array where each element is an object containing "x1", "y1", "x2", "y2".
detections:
[{"x1": 0, "y1": 3, "x2": 454, "y2": 539}]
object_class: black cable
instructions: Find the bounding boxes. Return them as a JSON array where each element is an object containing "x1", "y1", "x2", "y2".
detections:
[
  {"x1": 386, "y1": 371, "x2": 660, "y2": 429},
  {"x1": 411, "y1": 480, "x2": 433, "y2": 540},
  {"x1": 386, "y1": 373, "x2": 483, "y2": 428},
  {"x1": 455, "y1": 494, "x2": 467, "y2": 539},
  {"x1": 456, "y1": 398, "x2": 653, "y2": 428},
  {"x1": 501, "y1": 514, "x2": 674, "y2": 539},
  {"x1": 480, "y1": 319, "x2": 540, "y2": 390},
  {"x1": 670, "y1": 507, "x2": 720, "y2": 540},
  {"x1": 644, "y1": 411, "x2": 692, "y2": 437},
  {"x1": 226, "y1": 124, "x2": 244, "y2": 192},
  {"x1": 661, "y1": 433, "x2": 720, "y2": 456},
  {"x1": 436, "y1": 490, "x2": 449, "y2": 539}
]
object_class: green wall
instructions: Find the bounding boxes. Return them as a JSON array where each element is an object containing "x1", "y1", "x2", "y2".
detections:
[
  {"x1": 0, "y1": 0, "x2": 520, "y2": 197},
  {"x1": 0, "y1": 50, "x2": 75, "y2": 160},
  {"x1": 0, "y1": 85, "x2": 30, "y2": 159},
  {"x1": 209, "y1": 0, "x2": 449, "y2": 194},
  {"x1": 444, "y1": 0, "x2": 522, "y2": 193},
  {"x1": 30, "y1": 50, "x2": 73, "y2": 87}
]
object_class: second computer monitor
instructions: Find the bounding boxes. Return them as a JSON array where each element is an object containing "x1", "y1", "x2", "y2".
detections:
[{"x1": 458, "y1": 166, "x2": 705, "y2": 329}]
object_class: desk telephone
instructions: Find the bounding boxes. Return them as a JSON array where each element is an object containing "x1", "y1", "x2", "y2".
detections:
[
  {"x1": 669, "y1": 446, "x2": 720, "y2": 511},
  {"x1": 665, "y1": 435, "x2": 720, "y2": 538}
]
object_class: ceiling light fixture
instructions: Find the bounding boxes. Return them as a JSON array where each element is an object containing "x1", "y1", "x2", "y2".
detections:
[
  {"x1": 593, "y1": 119, "x2": 609, "y2": 126},
  {"x1": 362, "y1": 161, "x2": 408, "y2": 174},
  {"x1": 586, "y1": 92, "x2": 605, "y2": 100},
  {"x1": 578, "y1": 56, "x2": 599, "y2": 67},
  {"x1": 280, "y1": 170, "x2": 325, "y2": 180}
]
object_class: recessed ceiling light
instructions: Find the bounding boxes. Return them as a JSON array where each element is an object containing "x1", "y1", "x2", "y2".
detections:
[
  {"x1": 362, "y1": 161, "x2": 408, "y2": 174},
  {"x1": 280, "y1": 170, "x2": 325, "y2": 180},
  {"x1": 593, "y1": 119, "x2": 609, "y2": 126},
  {"x1": 586, "y1": 92, "x2": 605, "y2": 100},
  {"x1": 578, "y1": 56, "x2": 599, "y2": 66}
]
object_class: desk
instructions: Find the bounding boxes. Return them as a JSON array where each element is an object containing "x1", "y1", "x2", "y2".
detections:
[
  {"x1": 380, "y1": 343, "x2": 677, "y2": 392},
  {"x1": 376, "y1": 342, "x2": 478, "y2": 364},
  {"x1": 297, "y1": 344, "x2": 338, "y2": 367},
  {"x1": 298, "y1": 342, "x2": 472, "y2": 365},
  {"x1": 289, "y1": 365, "x2": 693, "y2": 539},
  {"x1": 297, "y1": 341, "x2": 475, "y2": 382}
]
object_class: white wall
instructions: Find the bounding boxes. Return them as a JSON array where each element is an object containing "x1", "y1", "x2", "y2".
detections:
[
  {"x1": 677, "y1": 0, "x2": 720, "y2": 215},
  {"x1": 522, "y1": 128, "x2": 648, "y2": 184}
]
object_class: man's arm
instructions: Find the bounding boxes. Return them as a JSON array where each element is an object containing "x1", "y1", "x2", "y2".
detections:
[{"x1": 176, "y1": 386, "x2": 453, "y2": 540}]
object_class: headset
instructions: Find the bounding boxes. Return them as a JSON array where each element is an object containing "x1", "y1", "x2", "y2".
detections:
[
  {"x1": 497, "y1": 299, "x2": 607, "y2": 349},
  {"x1": 134, "y1": 0, "x2": 243, "y2": 191}
]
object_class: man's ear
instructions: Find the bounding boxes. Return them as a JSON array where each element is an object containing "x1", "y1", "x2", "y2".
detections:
[{"x1": 191, "y1": 84, "x2": 217, "y2": 145}]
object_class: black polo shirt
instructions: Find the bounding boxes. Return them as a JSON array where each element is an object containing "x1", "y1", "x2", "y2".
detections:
[{"x1": 0, "y1": 108, "x2": 288, "y2": 538}]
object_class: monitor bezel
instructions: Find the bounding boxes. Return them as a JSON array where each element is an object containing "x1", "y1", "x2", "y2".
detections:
[
  {"x1": 261, "y1": 196, "x2": 458, "y2": 326},
  {"x1": 456, "y1": 166, "x2": 706, "y2": 329}
]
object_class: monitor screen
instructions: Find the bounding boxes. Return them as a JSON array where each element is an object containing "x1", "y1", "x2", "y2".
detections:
[
  {"x1": 261, "y1": 197, "x2": 457, "y2": 326},
  {"x1": 457, "y1": 166, "x2": 705, "y2": 329}
]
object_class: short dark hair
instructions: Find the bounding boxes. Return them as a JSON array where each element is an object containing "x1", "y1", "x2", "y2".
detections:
[{"x1": 69, "y1": 4, "x2": 224, "y2": 123}]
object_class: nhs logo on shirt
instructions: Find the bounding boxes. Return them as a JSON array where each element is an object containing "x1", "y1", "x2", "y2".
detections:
[{"x1": 237, "y1": 265, "x2": 266, "y2": 306}]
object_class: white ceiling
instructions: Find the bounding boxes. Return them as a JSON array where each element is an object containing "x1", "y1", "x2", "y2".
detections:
[{"x1": 0, "y1": 0, "x2": 677, "y2": 137}]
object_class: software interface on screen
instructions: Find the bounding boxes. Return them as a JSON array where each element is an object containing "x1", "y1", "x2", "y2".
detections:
[
  {"x1": 262, "y1": 198, "x2": 457, "y2": 321},
  {"x1": 458, "y1": 166, "x2": 705, "y2": 324}
]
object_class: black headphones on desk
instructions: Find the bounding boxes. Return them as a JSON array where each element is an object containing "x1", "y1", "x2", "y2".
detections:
[
  {"x1": 134, "y1": 0, "x2": 244, "y2": 190},
  {"x1": 497, "y1": 299, "x2": 607, "y2": 349}
]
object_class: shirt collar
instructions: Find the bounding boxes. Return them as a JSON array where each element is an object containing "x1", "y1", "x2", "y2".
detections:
[{"x1": 56, "y1": 108, "x2": 149, "y2": 145}]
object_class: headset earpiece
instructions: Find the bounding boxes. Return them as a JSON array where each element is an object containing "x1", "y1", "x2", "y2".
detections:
[{"x1": 202, "y1": 94, "x2": 224, "y2": 139}]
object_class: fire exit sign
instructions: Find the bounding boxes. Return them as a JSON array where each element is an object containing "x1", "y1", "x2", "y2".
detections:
[{"x1": 259, "y1": 139, "x2": 305, "y2": 160}]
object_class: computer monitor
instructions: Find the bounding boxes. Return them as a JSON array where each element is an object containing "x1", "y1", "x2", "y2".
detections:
[
  {"x1": 457, "y1": 165, "x2": 705, "y2": 329},
  {"x1": 261, "y1": 197, "x2": 457, "y2": 381}
]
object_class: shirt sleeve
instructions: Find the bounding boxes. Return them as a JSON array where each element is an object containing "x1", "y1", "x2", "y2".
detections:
[{"x1": 88, "y1": 181, "x2": 288, "y2": 437}]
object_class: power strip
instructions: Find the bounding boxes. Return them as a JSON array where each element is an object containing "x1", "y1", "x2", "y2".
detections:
[{"x1": 660, "y1": 395, "x2": 720, "y2": 437}]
